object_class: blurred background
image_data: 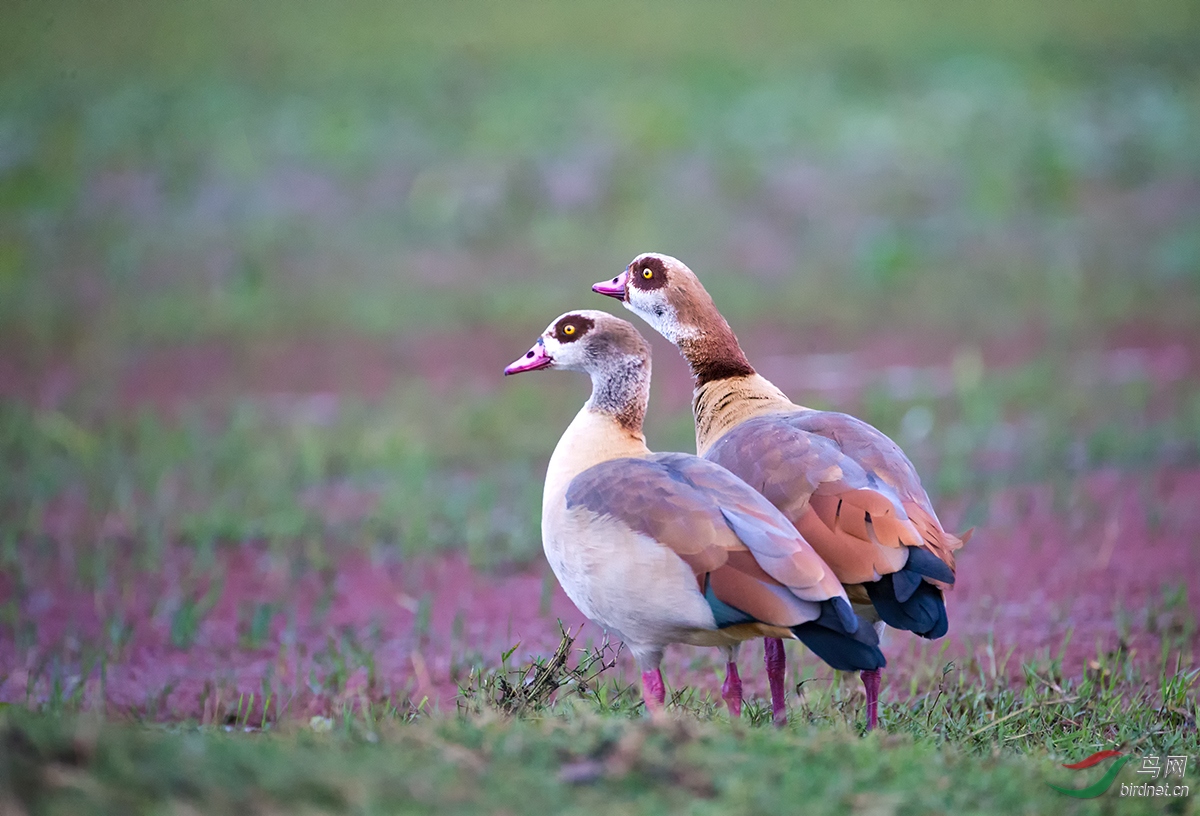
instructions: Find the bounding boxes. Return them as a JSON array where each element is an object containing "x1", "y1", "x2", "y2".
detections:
[{"x1": 1, "y1": 1, "x2": 1198, "y2": 717}]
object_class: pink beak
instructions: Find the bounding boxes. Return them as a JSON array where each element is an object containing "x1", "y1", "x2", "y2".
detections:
[
  {"x1": 592, "y1": 269, "x2": 629, "y2": 300},
  {"x1": 504, "y1": 339, "x2": 553, "y2": 375}
]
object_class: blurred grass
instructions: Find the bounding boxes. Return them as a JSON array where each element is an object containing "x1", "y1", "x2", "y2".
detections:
[
  {"x1": 1, "y1": 6, "x2": 1198, "y2": 809},
  {"x1": 2, "y1": 0, "x2": 1199, "y2": 356},
  {"x1": 0, "y1": 709, "x2": 1152, "y2": 815},
  {"x1": 3, "y1": 359, "x2": 1198, "y2": 574},
  {"x1": 0, "y1": 0, "x2": 1196, "y2": 584},
  {"x1": 6, "y1": 0, "x2": 1199, "y2": 79},
  {"x1": 2, "y1": 634, "x2": 1196, "y2": 814}
]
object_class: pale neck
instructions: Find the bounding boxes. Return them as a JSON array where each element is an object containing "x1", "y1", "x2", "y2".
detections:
[
  {"x1": 544, "y1": 407, "x2": 650, "y2": 503},
  {"x1": 693, "y1": 374, "x2": 797, "y2": 455}
]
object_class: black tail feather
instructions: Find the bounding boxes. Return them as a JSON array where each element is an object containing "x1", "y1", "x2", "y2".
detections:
[
  {"x1": 792, "y1": 599, "x2": 886, "y2": 672},
  {"x1": 905, "y1": 546, "x2": 955, "y2": 584},
  {"x1": 831, "y1": 596, "x2": 859, "y2": 633},
  {"x1": 891, "y1": 569, "x2": 923, "y2": 603},
  {"x1": 866, "y1": 573, "x2": 949, "y2": 639}
]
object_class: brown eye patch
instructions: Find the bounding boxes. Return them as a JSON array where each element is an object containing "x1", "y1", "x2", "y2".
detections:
[
  {"x1": 554, "y1": 314, "x2": 594, "y2": 342},
  {"x1": 630, "y1": 256, "x2": 668, "y2": 291}
]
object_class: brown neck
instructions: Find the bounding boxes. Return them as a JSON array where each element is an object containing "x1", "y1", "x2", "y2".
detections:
[
  {"x1": 677, "y1": 308, "x2": 755, "y2": 387},
  {"x1": 587, "y1": 356, "x2": 651, "y2": 434}
]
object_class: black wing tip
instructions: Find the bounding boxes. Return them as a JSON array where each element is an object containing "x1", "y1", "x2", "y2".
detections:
[
  {"x1": 792, "y1": 620, "x2": 887, "y2": 672},
  {"x1": 921, "y1": 611, "x2": 950, "y2": 640},
  {"x1": 790, "y1": 599, "x2": 885, "y2": 672},
  {"x1": 905, "y1": 546, "x2": 956, "y2": 585},
  {"x1": 865, "y1": 575, "x2": 949, "y2": 639},
  {"x1": 832, "y1": 596, "x2": 860, "y2": 633},
  {"x1": 891, "y1": 569, "x2": 923, "y2": 604}
]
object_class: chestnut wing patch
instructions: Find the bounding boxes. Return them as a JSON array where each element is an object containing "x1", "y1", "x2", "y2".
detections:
[
  {"x1": 706, "y1": 414, "x2": 923, "y2": 584},
  {"x1": 787, "y1": 410, "x2": 968, "y2": 569}
]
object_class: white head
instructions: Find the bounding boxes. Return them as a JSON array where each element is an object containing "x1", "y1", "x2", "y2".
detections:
[
  {"x1": 503, "y1": 309, "x2": 650, "y2": 374},
  {"x1": 504, "y1": 310, "x2": 653, "y2": 430},
  {"x1": 593, "y1": 253, "x2": 755, "y2": 385},
  {"x1": 591, "y1": 253, "x2": 706, "y2": 344}
]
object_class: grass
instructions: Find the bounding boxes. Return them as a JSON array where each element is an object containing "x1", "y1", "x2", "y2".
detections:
[
  {"x1": 1, "y1": 714, "x2": 1190, "y2": 815},
  {"x1": 2, "y1": 630, "x2": 1196, "y2": 814},
  {"x1": 2, "y1": 2, "x2": 1199, "y2": 356},
  {"x1": 1, "y1": 351, "x2": 1196, "y2": 586},
  {"x1": 1, "y1": 0, "x2": 1199, "y2": 812}
]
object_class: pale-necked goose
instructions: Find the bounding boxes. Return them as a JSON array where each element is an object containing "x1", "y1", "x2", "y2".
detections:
[
  {"x1": 503, "y1": 310, "x2": 884, "y2": 716},
  {"x1": 594, "y1": 254, "x2": 970, "y2": 729}
]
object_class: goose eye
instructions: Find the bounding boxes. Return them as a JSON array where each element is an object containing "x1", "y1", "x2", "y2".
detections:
[
  {"x1": 563, "y1": 324, "x2": 576, "y2": 335},
  {"x1": 642, "y1": 268, "x2": 653, "y2": 279}
]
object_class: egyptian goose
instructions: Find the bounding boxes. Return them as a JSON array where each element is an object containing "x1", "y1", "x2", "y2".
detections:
[
  {"x1": 594, "y1": 254, "x2": 969, "y2": 729},
  {"x1": 504, "y1": 310, "x2": 884, "y2": 716}
]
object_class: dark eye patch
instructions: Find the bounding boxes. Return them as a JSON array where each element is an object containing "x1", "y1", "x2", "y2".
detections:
[
  {"x1": 630, "y1": 256, "x2": 668, "y2": 291},
  {"x1": 554, "y1": 314, "x2": 594, "y2": 342}
]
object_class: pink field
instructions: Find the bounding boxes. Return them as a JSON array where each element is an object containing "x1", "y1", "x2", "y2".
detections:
[
  {"x1": 3, "y1": 326, "x2": 1198, "y2": 724},
  {"x1": 4, "y1": 468, "x2": 1198, "y2": 723}
]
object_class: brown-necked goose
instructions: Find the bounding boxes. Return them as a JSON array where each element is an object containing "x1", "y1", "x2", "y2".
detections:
[
  {"x1": 503, "y1": 310, "x2": 884, "y2": 716},
  {"x1": 594, "y1": 255, "x2": 970, "y2": 729}
]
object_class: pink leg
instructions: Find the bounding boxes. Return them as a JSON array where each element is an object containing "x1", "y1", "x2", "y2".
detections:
[
  {"x1": 721, "y1": 661, "x2": 743, "y2": 717},
  {"x1": 861, "y1": 668, "x2": 881, "y2": 731},
  {"x1": 764, "y1": 637, "x2": 788, "y2": 726},
  {"x1": 641, "y1": 668, "x2": 666, "y2": 714}
]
